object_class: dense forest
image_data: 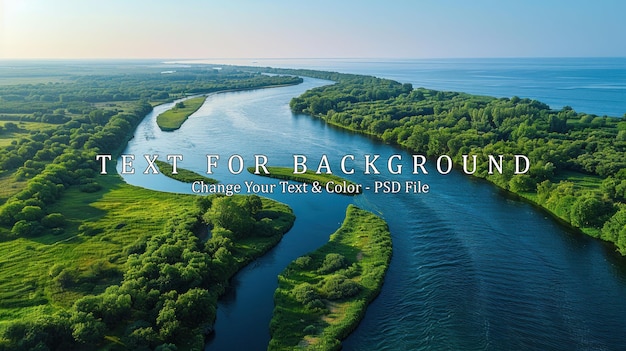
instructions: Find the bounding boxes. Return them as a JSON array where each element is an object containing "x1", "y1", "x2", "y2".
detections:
[
  {"x1": 265, "y1": 67, "x2": 626, "y2": 252},
  {"x1": 0, "y1": 65, "x2": 300, "y2": 350}
]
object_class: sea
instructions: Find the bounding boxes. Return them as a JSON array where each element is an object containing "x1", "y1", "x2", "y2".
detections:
[{"x1": 187, "y1": 57, "x2": 626, "y2": 118}]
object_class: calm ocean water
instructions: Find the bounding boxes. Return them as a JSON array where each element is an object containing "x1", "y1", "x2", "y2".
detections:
[{"x1": 193, "y1": 57, "x2": 626, "y2": 118}]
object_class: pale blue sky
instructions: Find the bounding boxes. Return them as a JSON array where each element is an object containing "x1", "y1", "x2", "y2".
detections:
[{"x1": 1, "y1": 0, "x2": 624, "y2": 59}]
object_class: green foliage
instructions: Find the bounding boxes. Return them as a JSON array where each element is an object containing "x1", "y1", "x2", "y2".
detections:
[
  {"x1": 294, "y1": 255, "x2": 313, "y2": 268},
  {"x1": 509, "y1": 175, "x2": 536, "y2": 193},
  {"x1": 570, "y1": 196, "x2": 614, "y2": 228},
  {"x1": 0, "y1": 312, "x2": 74, "y2": 350},
  {"x1": 601, "y1": 207, "x2": 626, "y2": 252},
  {"x1": 70, "y1": 311, "x2": 105, "y2": 344},
  {"x1": 321, "y1": 274, "x2": 360, "y2": 300},
  {"x1": 318, "y1": 253, "x2": 347, "y2": 274},
  {"x1": 292, "y1": 283, "x2": 323, "y2": 310},
  {"x1": 11, "y1": 219, "x2": 42, "y2": 237},
  {"x1": 0, "y1": 193, "x2": 295, "y2": 350},
  {"x1": 18, "y1": 205, "x2": 44, "y2": 221},
  {"x1": 41, "y1": 213, "x2": 65, "y2": 228},
  {"x1": 244, "y1": 194, "x2": 263, "y2": 216},
  {"x1": 203, "y1": 196, "x2": 255, "y2": 237}
]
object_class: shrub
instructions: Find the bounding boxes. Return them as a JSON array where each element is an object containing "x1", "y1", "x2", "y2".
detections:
[
  {"x1": 321, "y1": 274, "x2": 360, "y2": 300},
  {"x1": 11, "y1": 220, "x2": 43, "y2": 237},
  {"x1": 294, "y1": 256, "x2": 312, "y2": 268},
  {"x1": 42, "y1": 213, "x2": 66, "y2": 228},
  {"x1": 292, "y1": 283, "x2": 321, "y2": 308},
  {"x1": 18, "y1": 205, "x2": 44, "y2": 221},
  {"x1": 318, "y1": 253, "x2": 347, "y2": 274}
]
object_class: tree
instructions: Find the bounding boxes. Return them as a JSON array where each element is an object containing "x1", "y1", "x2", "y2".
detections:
[
  {"x1": 19, "y1": 205, "x2": 44, "y2": 221},
  {"x1": 3, "y1": 122, "x2": 19, "y2": 132},
  {"x1": 127, "y1": 327, "x2": 159, "y2": 349},
  {"x1": 322, "y1": 274, "x2": 360, "y2": 300},
  {"x1": 70, "y1": 312, "x2": 105, "y2": 344},
  {"x1": 203, "y1": 197, "x2": 254, "y2": 237},
  {"x1": 0, "y1": 200, "x2": 25, "y2": 225},
  {"x1": 318, "y1": 253, "x2": 347, "y2": 274},
  {"x1": 509, "y1": 175, "x2": 536, "y2": 192},
  {"x1": 570, "y1": 196, "x2": 613, "y2": 228},
  {"x1": 156, "y1": 300, "x2": 180, "y2": 341},
  {"x1": 155, "y1": 343, "x2": 178, "y2": 351},
  {"x1": 244, "y1": 195, "x2": 263, "y2": 216},
  {"x1": 175, "y1": 288, "x2": 213, "y2": 326},
  {"x1": 548, "y1": 114, "x2": 568, "y2": 133},
  {"x1": 292, "y1": 283, "x2": 323, "y2": 309},
  {"x1": 601, "y1": 208, "x2": 626, "y2": 244},
  {"x1": 11, "y1": 220, "x2": 42, "y2": 237}
]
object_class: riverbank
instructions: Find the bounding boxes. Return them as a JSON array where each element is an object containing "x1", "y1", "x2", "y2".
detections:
[{"x1": 268, "y1": 205, "x2": 391, "y2": 350}]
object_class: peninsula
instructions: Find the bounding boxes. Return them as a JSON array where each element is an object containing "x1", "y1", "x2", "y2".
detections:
[
  {"x1": 269, "y1": 205, "x2": 392, "y2": 350},
  {"x1": 156, "y1": 96, "x2": 207, "y2": 131}
]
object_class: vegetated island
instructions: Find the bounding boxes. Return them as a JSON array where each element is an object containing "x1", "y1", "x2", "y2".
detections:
[
  {"x1": 156, "y1": 96, "x2": 207, "y2": 131},
  {"x1": 246, "y1": 166, "x2": 361, "y2": 195},
  {"x1": 269, "y1": 205, "x2": 391, "y2": 350},
  {"x1": 155, "y1": 159, "x2": 218, "y2": 184}
]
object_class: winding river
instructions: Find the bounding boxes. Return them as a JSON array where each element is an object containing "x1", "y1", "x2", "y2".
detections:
[{"x1": 120, "y1": 76, "x2": 626, "y2": 350}]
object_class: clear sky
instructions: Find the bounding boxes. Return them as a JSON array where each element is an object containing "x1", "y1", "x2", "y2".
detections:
[{"x1": 1, "y1": 0, "x2": 625, "y2": 59}]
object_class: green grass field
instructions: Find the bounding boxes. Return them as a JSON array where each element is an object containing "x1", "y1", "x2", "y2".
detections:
[
  {"x1": 0, "y1": 120, "x2": 59, "y2": 200},
  {"x1": 0, "y1": 170, "x2": 199, "y2": 326},
  {"x1": 553, "y1": 170, "x2": 603, "y2": 192},
  {"x1": 0, "y1": 173, "x2": 27, "y2": 205},
  {"x1": 269, "y1": 205, "x2": 391, "y2": 350},
  {"x1": 0, "y1": 120, "x2": 58, "y2": 147},
  {"x1": 156, "y1": 96, "x2": 207, "y2": 131}
]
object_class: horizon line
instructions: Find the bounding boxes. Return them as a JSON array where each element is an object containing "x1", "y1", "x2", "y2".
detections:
[{"x1": 1, "y1": 56, "x2": 626, "y2": 62}]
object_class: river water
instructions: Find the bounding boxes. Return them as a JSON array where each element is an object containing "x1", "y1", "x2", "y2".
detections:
[{"x1": 120, "y1": 62, "x2": 626, "y2": 350}]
